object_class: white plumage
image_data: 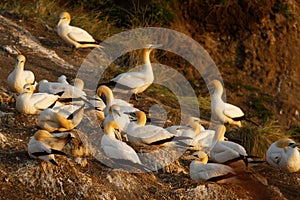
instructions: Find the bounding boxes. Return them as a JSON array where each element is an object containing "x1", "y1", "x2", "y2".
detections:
[
  {"x1": 28, "y1": 130, "x2": 73, "y2": 166},
  {"x1": 57, "y1": 12, "x2": 101, "y2": 49},
  {"x1": 7, "y1": 55, "x2": 35, "y2": 94},
  {"x1": 111, "y1": 44, "x2": 161, "y2": 96},
  {"x1": 38, "y1": 104, "x2": 85, "y2": 132},
  {"x1": 266, "y1": 138, "x2": 300, "y2": 172},
  {"x1": 209, "y1": 125, "x2": 248, "y2": 163},
  {"x1": 101, "y1": 121, "x2": 141, "y2": 164},
  {"x1": 16, "y1": 83, "x2": 60, "y2": 114},
  {"x1": 103, "y1": 104, "x2": 131, "y2": 133},
  {"x1": 210, "y1": 80, "x2": 244, "y2": 127},
  {"x1": 126, "y1": 111, "x2": 175, "y2": 145},
  {"x1": 190, "y1": 151, "x2": 236, "y2": 181}
]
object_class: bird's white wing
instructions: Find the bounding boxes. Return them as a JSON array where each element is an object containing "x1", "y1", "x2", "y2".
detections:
[
  {"x1": 101, "y1": 136, "x2": 141, "y2": 163},
  {"x1": 220, "y1": 141, "x2": 247, "y2": 155},
  {"x1": 203, "y1": 163, "x2": 236, "y2": 179},
  {"x1": 112, "y1": 72, "x2": 147, "y2": 89},
  {"x1": 68, "y1": 26, "x2": 95, "y2": 42},
  {"x1": 28, "y1": 139, "x2": 51, "y2": 155},
  {"x1": 23, "y1": 70, "x2": 35, "y2": 84},
  {"x1": 224, "y1": 103, "x2": 244, "y2": 118},
  {"x1": 130, "y1": 125, "x2": 174, "y2": 144},
  {"x1": 32, "y1": 93, "x2": 58, "y2": 110}
]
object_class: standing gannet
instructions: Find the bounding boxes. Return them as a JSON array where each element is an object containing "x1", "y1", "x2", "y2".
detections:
[
  {"x1": 7, "y1": 55, "x2": 35, "y2": 94},
  {"x1": 38, "y1": 104, "x2": 85, "y2": 132},
  {"x1": 210, "y1": 80, "x2": 244, "y2": 127},
  {"x1": 266, "y1": 138, "x2": 300, "y2": 172},
  {"x1": 101, "y1": 121, "x2": 142, "y2": 164},
  {"x1": 57, "y1": 12, "x2": 101, "y2": 49},
  {"x1": 16, "y1": 83, "x2": 60, "y2": 114},
  {"x1": 209, "y1": 125, "x2": 249, "y2": 164},
  {"x1": 107, "y1": 44, "x2": 162, "y2": 99},
  {"x1": 126, "y1": 111, "x2": 175, "y2": 145},
  {"x1": 28, "y1": 130, "x2": 73, "y2": 166},
  {"x1": 190, "y1": 151, "x2": 236, "y2": 182}
]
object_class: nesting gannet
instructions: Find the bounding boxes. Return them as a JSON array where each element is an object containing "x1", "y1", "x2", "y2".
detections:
[
  {"x1": 28, "y1": 130, "x2": 73, "y2": 166},
  {"x1": 190, "y1": 151, "x2": 236, "y2": 182},
  {"x1": 266, "y1": 138, "x2": 300, "y2": 172},
  {"x1": 38, "y1": 104, "x2": 85, "y2": 132},
  {"x1": 103, "y1": 104, "x2": 131, "y2": 134},
  {"x1": 16, "y1": 83, "x2": 60, "y2": 114},
  {"x1": 57, "y1": 12, "x2": 101, "y2": 49},
  {"x1": 101, "y1": 121, "x2": 141, "y2": 164},
  {"x1": 166, "y1": 117, "x2": 214, "y2": 150},
  {"x1": 38, "y1": 78, "x2": 86, "y2": 99},
  {"x1": 126, "y1": 111, "x2": 175, "y2": 145},
  {"x1": 209, "y1": 125, "x2": 249, "y2": 164},
  {"x1": 210, "y1": 80, "x2": 244, "y2": 127},
  {"x1": 7, "y1": 55, "x2": 35, "y2": 94},
  {"x1": 106, "y1": 44, "x2": 162, "y2": 98}
]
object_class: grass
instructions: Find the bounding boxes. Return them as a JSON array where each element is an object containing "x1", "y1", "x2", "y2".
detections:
[{"x1": 227, "y1": 120, "x2": 288, "y2": 158}]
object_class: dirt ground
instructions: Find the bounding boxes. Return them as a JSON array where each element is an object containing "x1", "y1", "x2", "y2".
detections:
[{"x1": 0, "y1": 10, "x2": 299, "y2": 200}]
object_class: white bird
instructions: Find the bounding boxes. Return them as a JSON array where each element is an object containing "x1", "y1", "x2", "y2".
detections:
[
  {"x1": 16, "y1": 83, "x2": 60, "y2": 114},
  {"x1": 101, "y1": 121, "x2": 141, "y2": 164},
  {"x1": 38, "y1": 78, "x2": 86, "y2": 99},
  {"x1": 266, "y1": 138, "x2": 300, "y2": 172},
  {"x1": 107, "y1": 44, "x2": 162, "y2": 98},
  {"x1": 7, "y1": 55, "x2": 35, "y2": 94},
  {"x1": 126, "y1": 111, "x2": 175, "y2": 145},
  {"x1": 57, "y1": 12, "x2": 101, "y2": 49},
  {"x1": 190, "y1": 151, "x2": 236, "y2": 182},
  {"x1": 103, "y1": 104, "x2": 131, "y2": 134},
  {"x1": 209, "y1": 125, "x2": 249, "y2": 164},
  {"x1": 97, "y1": 85, "x2": 138, "y2": 115},
  {"x1": 210, "y1": 80, "x2": 244, "y2": 127},
  {"x1": 28, "y1": 130, "x2": 73, "y2": 166},
  {"x1": 38, "y1": 104, "x2": 85, "y2": 132},
  {"x1": 166, "y1": 117, "x2": 214, "y2": 151}
]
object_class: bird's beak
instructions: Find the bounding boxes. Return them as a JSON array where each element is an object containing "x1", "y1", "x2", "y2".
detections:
[{"x1": 291, "y1": 143, "x2": 300, "y2": 148}]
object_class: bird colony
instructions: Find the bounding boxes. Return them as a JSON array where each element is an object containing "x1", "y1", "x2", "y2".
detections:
[{"x1": 3, "y1": 11, "x2": 300, "y2": 184}]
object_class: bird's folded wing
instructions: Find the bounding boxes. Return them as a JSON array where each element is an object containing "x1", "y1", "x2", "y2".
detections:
[
  {"x1": 68, "y1": 26, "x2": 95, "y2": 42},
  {"x1": 224, "y1": 103, "x2": 244, "y2": 118}
]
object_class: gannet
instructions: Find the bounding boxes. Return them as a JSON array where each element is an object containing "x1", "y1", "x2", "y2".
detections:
[
  {"x1": 38, "y1": 104, "x2": 85, "y2": 132},
  {"x1": 101, "y1": 121, "x2": 142, "y2": 164},
  {"x1": 210, "y1": 80, "x2": 244, "y2": 127},
  {"x1": 190, "y1": 151, "x2": 236, "y2": 182},
  {"x1": 103, "y1": 104, "x2": 131, "y2": 134},
  {"x1": 7, "y1": 55, "x2": 35, "y2": 94},
  {"x1": 166, "y1": 117, "x2": 214, "y2": 150},
  {"x1": 97, "y1": 85, "x2": 138, "y2": 115},
  {"x1": 38, "y1": 78, "x2": 86, "y2": 101},
  {"x1": 126, "y1": 111, "x2": 175, "y2": 145},
  {"x1": 57, "y1": 12, "x2": 101, "y2": 49},
  {"x1": 16, "y1": 83, "x2": 60, "y2": 114},
  {"x1": 209, "y1": 125, "x2": 249, "y2": 164},
  {"x1": 28, "y1": 130, "x2": 73, "y2": 166},
  {"x1": 106, "y1": 44, "x2": 162, "y2": 98},
  {"x1": 266, "y1": 138, "x2": 300, "y2": 172}
]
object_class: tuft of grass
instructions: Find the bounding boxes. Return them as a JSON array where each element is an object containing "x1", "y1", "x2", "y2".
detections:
[{"x1": 227, "y1": 120, "x2": 288, "y2": 158}]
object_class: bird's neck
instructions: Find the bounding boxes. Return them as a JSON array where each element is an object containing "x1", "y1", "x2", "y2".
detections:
[
  {"x1": 104, "y1": 127, "x2": 116, "y2": 139},
  {"x1": 58, "y1": 20, "x2": 70, "y2": 27}
]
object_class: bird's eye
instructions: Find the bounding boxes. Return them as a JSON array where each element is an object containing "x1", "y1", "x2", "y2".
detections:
[{"x1": 288, "y1": 142, "x2": 295, "y2": 146}]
